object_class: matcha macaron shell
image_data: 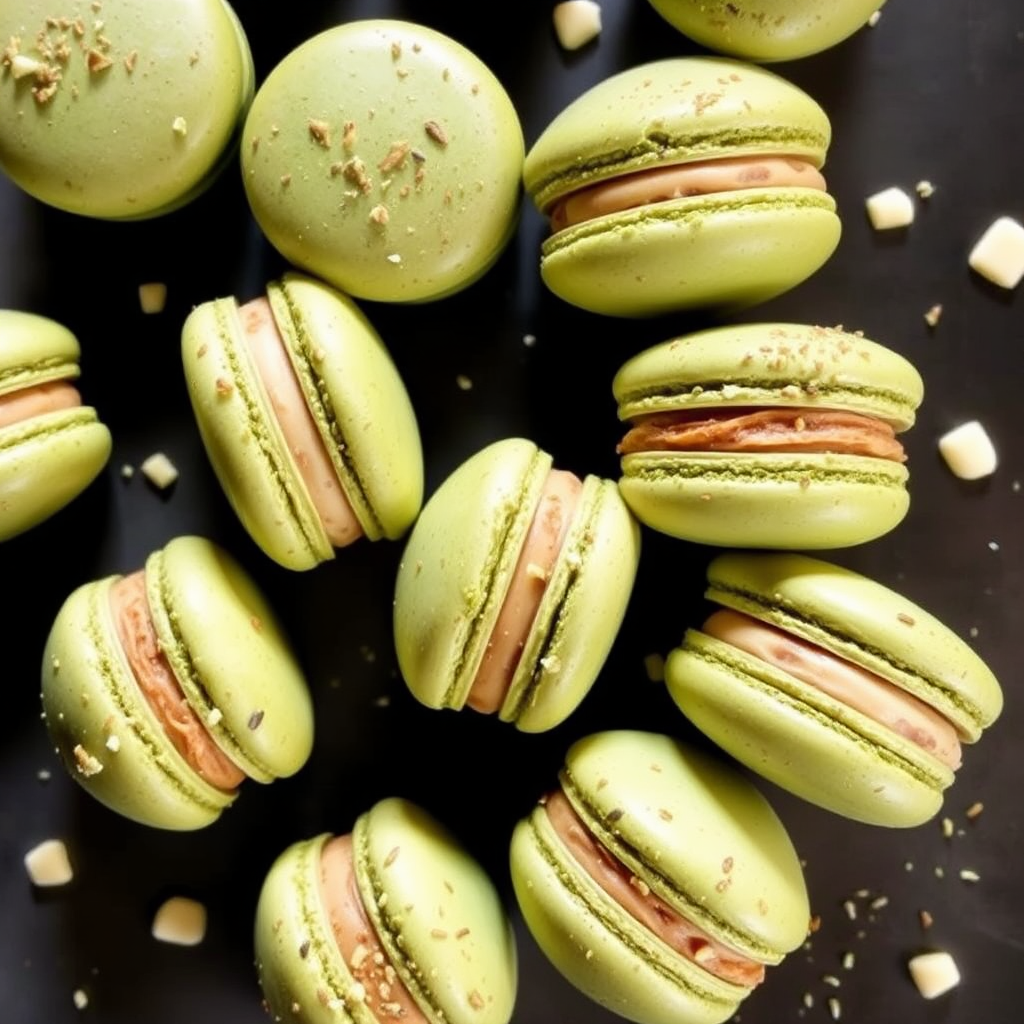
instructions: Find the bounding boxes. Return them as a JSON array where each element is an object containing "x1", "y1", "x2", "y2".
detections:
[
  {"x1": 0, "y1": 309, "x2": 111, "y2": 541},
  {"x1": 0, "y1": 0, "x2": 254, "y2": 219},
  {"x1": 255, "y1": 797, "x2": 518, "y2": 1024},
  {"x1": 646, "y1": 0, "x2": 887, "y2": 63},
  {"x1": 241, "y1": 20, "x2": 524, "y2": 303},
  {"x1": 665, "y1": 553, "x2": 1003, "y2": 826},
  {"x1": 393, "y1": 438, "x2": 641, "y2": 732},
  {"x1": 182, "y1": 273, "x2": 423, "y2": 571}
]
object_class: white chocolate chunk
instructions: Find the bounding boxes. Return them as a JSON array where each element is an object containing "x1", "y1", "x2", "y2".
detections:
[
  {"x1": 865, "y1": 186, "x2": 915, "y2": 230},
  {"x1": 141, "y1": 452, "x2": 179, "y2": 490},
  {"x1": 72, "y1": 990, "x2": 88, "y2": 1010},
  {"x1": 24, "y1": 838, "x2": 74, "y2": 887},
  {"x1": 152, "y1": 896, "x2": 207, "y2": 946},
  {"x1": 553, "y1": 1, "x2": 602, "y2": 50},
  {"x1": 938, "y1": 420, "x2": 997, "y2": 480},
  {"x1": 968, "y1": 216, "x2": 1024, "y2": 289},
  {"x1": 138, "y1": 282, "x2": 167, "y2": 314},
  {"x1": 908, "y1": 951, "x2": 960, "y2": 999}
]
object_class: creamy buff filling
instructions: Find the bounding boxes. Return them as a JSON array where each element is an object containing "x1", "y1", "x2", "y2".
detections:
[
  {"x1": 467, "y1": 469, "x2": 583, "y2": 713},
  {"x1": 549, "y1": 155, "x2": 827, "y2": 231},
  {"x1": 241, "y1": 297, "x2": 362, "y2": 547},
  {"x1": 544, "y1": 789, "x2": 764, "y2": 988},
  {"x1": 618, "y1": 408, "x2": 906, "y2": 462},
  {"x1": 109, "y1": 572, "x2": 245, "y2": 792},
  {"x1": 0, "y1": 380, "x2": 81, "y2": 429},
  {"x1": 702, "y1": 609, "x2": 962, "y2": 769},
  {"x1": 318, "y1": 835, "x2": 427, "y2": 1024}
]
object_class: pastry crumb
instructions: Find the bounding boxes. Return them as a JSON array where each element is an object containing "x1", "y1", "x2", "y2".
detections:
[
  {"x1": 915, "y1": 179, "x2": 936, "y2": 199},
  {"x1": 72, "y1": 744, "x2": 103, "y2": 777},
  {"x1": 553, "y1": 1, "x2": 603, "y2": 50},
  {"x1": 152, "y1": 897, "x2": 207, "y2": 946},
  {"x1": 24, "y1": 838, "x2": 74, "y2": 887},
  {"x1": 138, "y1": 282, "x2": 167, "y2": 314},
  {"x1": 141, "y1": 452, "x2": 179, "y2": 490}
]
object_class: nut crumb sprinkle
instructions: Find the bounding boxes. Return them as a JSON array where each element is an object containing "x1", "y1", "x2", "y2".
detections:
[
  {"x1": 965, "y1": 801, "x2": 984, "y2": 820},
  {"x1": 923, "y1": 303, "x2": 943, "y2": 327},
  {"x1": 379, "y1": 141, "x2": 410, "y2": 172},
  {"x1": 424, "y1": 119, "x2": 449, "y2": 146},
  {"x1": 308, "y1": 119, "x2": 331, "y2": 148},
  {"x1": 369, "y1": 204, "x2": 389, "y2": 226},
  {"x1": 72, "y1": 744, "x2": 103, "y2": 777},
  {"x1": 468, "y1": 990, "x2": 485, "y2": 1010},
  {"x1": 85, "y1": 47, "x2": 112, "y2": 72},
  {"x1": 897, "y1": 612, "x2": 916, "y2": 625}
]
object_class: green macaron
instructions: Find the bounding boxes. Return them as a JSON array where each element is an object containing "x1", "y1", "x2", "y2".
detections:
[
  {"x1": 182, "y1": 272, "x2": 424, "y2": 571},
  {"x1": 255, "y1": 796, "x2": 518, "y2": 1024},
  {"x1": 241, "y1": 20, "x2": 524, "y2": 303},
  {"x1": 665, "y1": 553, "x2": 1004, "y2": 827},
  {"x1": 646, "y1": 0, "x2": 886, "y2": 62},
  {"x1": 510, "y1": 730, "x2": 809, "y2": 1024},
  {"x1": 0, "y1": 0, "x2": 253, "y2": 219},
  {"x1": 613, "y1": 323, "x2": 923, "y2": 548},
  {"x1": 522, "y1": 57, "x2": 840, "y2": 317},
  {"x1": 0, "y1": 309, "x2": 111, "y2": 541},
  {"x1": 393, "y1": 438, "x2": 640, "y2": 732},
  {"x1": 41, "y1": 535, "x2": 314, "y2": 830}
]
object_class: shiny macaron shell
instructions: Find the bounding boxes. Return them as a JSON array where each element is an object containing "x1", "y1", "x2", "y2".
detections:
[
  {"x1": 0, "y1": 309, "x2": 110, "y2": 541},
  {"x1": 613, "y1": 323, "x2": 924, "y2": 548},
  {"x1": 665, "y1": 553, "x2": 1003, "y2": 826},
  {"x1": 510, "y1": 731, "x2": 809, "y2": 1024},
  {"x1": 255, "y1": 797, "x2": 517, "y2": 1024},
  {"x1": 523, "y1": 57, "x2": 839, "y2": 317}
]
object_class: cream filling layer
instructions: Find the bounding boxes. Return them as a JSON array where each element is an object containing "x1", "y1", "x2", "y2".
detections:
[
  {"x1": 550, "y1": 156, "x2": 827, "y2": 231},
  {"x1": 0, "y1": 380, "x2": 81, "y2": 429},
  {"x1": 241, "y1": 297, "x2": 361, "y2": 548},
  {"x1": 702, "y1": 609, "x2": 962, "y2": 769}
]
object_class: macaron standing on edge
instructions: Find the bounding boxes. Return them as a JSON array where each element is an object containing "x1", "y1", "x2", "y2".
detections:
[
  {"x1": 41, "y1": 536, "x2": 314, "y2": 830},
  {"x1": 613, "y1": 323, "x2": 924, "y2": 548},
  {"x1": 0, "y1": 0, "x2": 254, "y2": 219},
  {"x1": 255, "y1": 796, "x2": 518, "y2": 1024},
  {"x1": 241, "y1": 19, "x2": 525, "y2": 303},
  {"x1": 393, "y1": 438, "x2": 641, "y2": 732},
  {"x1": 523, "y1": 57, "x2": 841, "y2": 317},
  {"x1": 183, "y1": 272, "x2": 424, "y2": 571},
  {"x1": 0, "y1": 309, "x2": 111, "y2": 541},
  {"x1": 510, "y1": 730, "x2": 810, "y2": 1024},
  {"x1": 665, "y1": 553, "x2": 1004, "y2": 827}
]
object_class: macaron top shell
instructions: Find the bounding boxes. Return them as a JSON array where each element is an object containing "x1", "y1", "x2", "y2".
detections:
[
  {"x1": 614, "y1": 323, "x2": 924, "y2": 430},
  {"x1": 523, "y1": 57, "x2": 831, "y2": 213},
  {"x1": 0, "y1": 310, "x2": 82, "y2": 393},
  {"x1": 0, "y1": 0, "x2": 254, "y2": 219},
  {"x1": 561, "y1": 730, "x2": 810, "y2": 961},
  {"x1": 703, "y1": 553, "x2": 1003, "y2": 741},
  {"x1": 241, "y1": 20, "x2": 525, "y2": 303}
]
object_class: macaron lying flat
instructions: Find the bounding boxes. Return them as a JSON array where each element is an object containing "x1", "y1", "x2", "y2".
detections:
[
  {"x1": 255, "y1": 796, "x2": 517, "y2": 1024},
  {"x1": 665, "y1": 553, "x2": 1004, "y2": 827},
  {"x1": 41, "y1": 536, "x2": 314, "y2": 830},
  {"x1": 393, "y1": 438, "x2": 640, "y2": 732},
  {"x1": 510, "y1": 731, "x2": 809, "y2": 1024},
  {"x1": 523, "y1": 57, "x2": 840, "y2": 317},
  {"x1": 182, "y1": 273, "x2": 423, "y2": 571},
  {"x1": 0, "y1": 0, "x2": 253, "y2": 219},
  {"x1": 646, "y1": 0, "x2": 886, "y2": 62},
  {"x1": 613, "y1": 323, "x2": 923, "y2": 548},
  {"x1": 0, "y1": 309, "x2": 110, "y2": 540},
  {"x1": 241, "y1": 20, "x2": 524, "y2": 303}
]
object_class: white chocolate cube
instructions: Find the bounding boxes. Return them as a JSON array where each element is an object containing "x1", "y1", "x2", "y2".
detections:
[
  {"x1": 141, "y1": 452, "x2": 179, "y2": 490},
  {"x1": 938, "y1": 420, "x2": 997, "y2": 480},
  {"x1": 24, "y1": 838, "x2": 74, "y2": 887},
  {"x1": 553, "y1": 2, "x2": 602, "y2": 50},
  {"x1": 908, "y1": 951, "x2": 961, "y2": 999},
  {"x1": 152, "y1": 896, "x2": 207, "y2": 946},
  {"x1": 865, "y1": 187, "x2": 915, "y2": 230},
  {"x1": 968, "y1": 216, "x2": 1024, "y2": 289}
]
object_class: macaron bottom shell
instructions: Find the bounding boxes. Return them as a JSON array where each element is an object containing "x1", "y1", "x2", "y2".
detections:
[
  {"x1": 618, "y1": 451, "x2": 909, "y2": 548},
  {"x1": 539, "y1": 189, "x2": 840, "y2": 317}
]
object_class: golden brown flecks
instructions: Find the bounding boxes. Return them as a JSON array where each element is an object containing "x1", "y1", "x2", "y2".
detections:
[
  {"x1": 250, "y1": 616, "x2": 263, "y2": 633},
  {"x1": 808, "y1": 914, "x2": 821, "y2": 933},
  {"x1": 628, "y1": 875, "x2": 650, "y2": 897},
  {"x1": 424, "y1": 119, "x2": 449, "y2": 146},
  {"x1": 316, "y1": 989, "x2": 330, "y2": 1008},
  {"x1": 308, "y1": 118, "x2": 331, "y2": 148},
  {"x1": 189, "y1": 51, "x2": 200, "y2": 66},
  {"x1": 195, "y1": 342, "x2": 208, "y2": 359},
  {"x1": 919, "y1": 909, "x2": 933, "y2": 929},
  {"x1": 248, "y1": 710, "x2": 265, "y2": 730},
  {"x1": 431, "y1": 928, "x2": 448, "y2": 939},
  {"x1": 715, "y1": 877, "x2": 732, "y2": 893},
  {"x1": 73, "y1": 744, "x2": 103, "y2": 776},
  {"x1": 414, "y1": 166, "x2": 425, "y2": 186},
  {"x1": 966, "y1": 801, "x2": 984, "y2": 820},
  {"x1": 390, "y1": 41, "x2": 401, "y2": 60},
  {"x1": 455, "y1": 928, "x2": 470, "y2": 939},
  {"x1": 384, "y1": 846, "x2": 400, "y2": 867},
  {"x1": 756, "y1": 898, "x2": 769, "y2": 916},
  {"x1": 897, "y1": 612, "x2": 916, "y2": 626},
  {"x1": 342, "y1": 158, "x2": 372, "y2": 194},
  {"x1": 395, "y1": 67, "x2": 409, "y2": 79},
  {"x1": 722, "y1": 856, "x2": 734, "y2": 874},
  {"x1": 794, "y1": 416, "x2": 807, "y2": 431},
  {"x1": 399, "y1": 184, "x2": 411, "y2": 198},
  {"x1": 699, "y1": 493, "x2": 712, "y2": 501},
  {"x1": 86, "y1": 47, "x2": 112, "y2": 72},
  {"x1": 73, "y1": 18, "x2": 85, "y2": 37},
  {"x1": 341, "y1": 120, "x2": 357, "y2": 151},
  {"x1": 95, "y1": 34, "x2": 111, "y2": 51},
  {"x1": 123, "y1": 49, "x2": 137, "y2": 72},
  {"x1": 379, "y1": 140, "x2": 410, "y2": 172},
  {"x1": 468, "y1": 990, "x2": 485, "y2": 1010},
  {"x1": 215, "y1": 377, "x2": 233, "y2": 396},
  {"x1": 471, "y1": 82, "x2": 479, "y2": 95},
  {"x1": 693, "y1": 91, "x2": 722, "y2": 115}
]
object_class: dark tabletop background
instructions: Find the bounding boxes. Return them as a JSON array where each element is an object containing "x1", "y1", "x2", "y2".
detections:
[{"x1": 1, "y1": 1, "x2": 1022, "y2": 1021}]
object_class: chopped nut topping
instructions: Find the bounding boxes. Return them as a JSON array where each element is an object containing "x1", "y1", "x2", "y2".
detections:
[
  {"x1": 919, "y1": 909, "x2": 934, "y2": 929},
  {"x1": 390, "y1": 41, "x2": 401, "y2": 60},
  {"x1": 308, "y1": 119, "x2": 331, "y2": 148},
  {"x1": 72, "y1": 745, "x2": 103, "y2": 777},
  {"x1": 124, "y1": 50, "x2": 137, "y2": 72},
  {"x1": 468, "y1": 991, "x2": 485, "y2": 1010},
  {"x1": 897, "y1": 612, "x2": 916, "y2": 625},
  {"x1": 923, "y1": 303, "x2": 943, "y2": 327},
  {"x1": 341, "y1": 120, "x2": 357, "y2": 150},
  {"x1": 85, "y1": 48, "x2": 112, "y2": 72},
  {"x1": 215, "y1": 377, "x2": 233, "y2": 396},
  {"x1": 369, "y1": 204, "x2": 389, "y2": 226},
  {"x1": 965, "y1": 801, "x2": 984, "y2": 820},
  {"x1": 342, "y1": 158, "x2": 373, "y2": 194},
  {"x1": 379, "y1": 141, "x2": 410, "y2": 172},
  {"x1": 424, "y1": 119, "x2": 449, "y2": 146}
]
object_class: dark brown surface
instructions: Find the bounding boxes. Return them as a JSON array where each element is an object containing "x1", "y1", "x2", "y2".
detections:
[{"x1": 1, "y1": 1, "x2": 1021, "y2": 1022}]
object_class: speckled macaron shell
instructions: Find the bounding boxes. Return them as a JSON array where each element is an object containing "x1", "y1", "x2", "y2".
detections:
[
  {"x1": 393, "y1": 438, "x2": 640, "y2": 732},
  {"x1": 523, "y1": 57, "x2": 839, "y2": 317},
  {"x1": 646, "y1": 0, "x2": 886, "y2": 63},
  {"x1": 510, "y1": 731, "x2": 809, "y2": 1024},
  {"x1": 255, "y1": 798, "x2": 518, "y2": 1024},
  {"x1": 613, "y1": 323, "x2": 923, "y2": 548},
  {"x1": 241, "y1": 20, "x2": 524, "y2": 303},
  {"x1": 665, "y1": 553, "x2": 1003, "y2": 826},
  {"x1": 40, "y1": 536, "x2": 313, "y2": 830},
  {"x1": 0, "y1": 310, "x2": 111, "y2": 541},
  {"x1": 0, "y1": 0, "x2": 254, "y2": 219}
]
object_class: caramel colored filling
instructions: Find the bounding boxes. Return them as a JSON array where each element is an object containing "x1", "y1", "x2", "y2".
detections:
[
  {"x1": 110, "y1": 572, "x2": 245, "y2": 791},
  {"x1": 618, "y1": 408, "x2": 905, "y2": 462},
  {"x1": 318, "y1": 835, "x2": 427, "y2": 1024},
  {"x1": 550, "y1": 156, "x2": 827, "y2": 231},
  {"x1": 544, "y1": 789, "x2": 764, "y2": 988},
  {"x1": 467, "y1": 469, "x2": 583, "y2": 713},
  {"x1": 0, "y1": 380, "x2": 81, "y2": 429},
  {"x1": 703, "y1": 609, "x2": 962, "y2": 769},
  {"x1": 241, "y1": 297, "x2": 362, "y2": 547}
]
